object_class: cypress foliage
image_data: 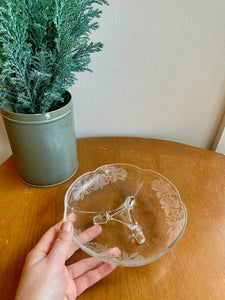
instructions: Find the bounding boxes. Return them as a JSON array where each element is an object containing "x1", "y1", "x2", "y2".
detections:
[{"x1": 0, "y1": 0, "x2": 108, "y2": 113}]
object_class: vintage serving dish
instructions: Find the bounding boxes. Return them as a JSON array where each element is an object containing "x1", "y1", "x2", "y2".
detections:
[{"x1": 64, "y1": 164, "x2": 187, "y2": 266}]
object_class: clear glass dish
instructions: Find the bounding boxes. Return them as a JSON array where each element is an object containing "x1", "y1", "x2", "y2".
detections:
[{"x1": 64, "y1": 164, "x2": 187, "y2": 267}]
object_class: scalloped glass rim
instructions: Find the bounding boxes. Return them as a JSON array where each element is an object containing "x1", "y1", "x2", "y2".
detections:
[{"x1": 64, "y1": 163, "x2": 187, "y2": 267}]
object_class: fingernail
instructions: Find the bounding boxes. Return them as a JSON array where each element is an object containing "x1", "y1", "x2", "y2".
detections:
[
  {"x1": 95, "y1": 225, "x2": 102, "y2": 233},
  {"x1": 62, "y1": 221, "x2": 72, "y2": 232},
  {"x1": 111, "y1": 247, "x2": 121, "y2": 257},
  {"x1": 68, "y1": 213, "x2": 76, "y2": 222}
]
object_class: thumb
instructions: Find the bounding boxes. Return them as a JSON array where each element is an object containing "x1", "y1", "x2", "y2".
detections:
[{"x1": 48, "y1": 221, "x2": 74, "y2": 264}]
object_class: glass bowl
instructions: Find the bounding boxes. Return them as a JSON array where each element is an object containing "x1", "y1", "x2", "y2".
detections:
[{"x1": 64, "y1": 164, "x2": 187, "y2": 267}]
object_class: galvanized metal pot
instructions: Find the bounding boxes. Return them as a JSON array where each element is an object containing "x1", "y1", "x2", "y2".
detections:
[{"x1": 1, "y1": 92, "x2": 78, "y2": 187}]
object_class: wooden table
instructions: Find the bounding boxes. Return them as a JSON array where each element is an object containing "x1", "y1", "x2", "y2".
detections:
[{"x1": 0, "y1": 137, "x2": 225, "y2": 300}]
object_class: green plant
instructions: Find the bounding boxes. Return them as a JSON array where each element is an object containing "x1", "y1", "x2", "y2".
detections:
[{"x1": 0, "y1": 0, "x2": 108, "y2": 113}]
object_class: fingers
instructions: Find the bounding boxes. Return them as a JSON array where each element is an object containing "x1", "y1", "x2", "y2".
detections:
[
  {"x1": 48, "y1": 215, "x2": 102, "y2": 264},
  {"x1": 26, "y1": 220, "x2": 64, "y2": 266},
  {"x1": 67, "y1": 247, "x2": 120, "y2": 279},
  {"x1": 75, "y1": 262, "x2": 117, "y2": 297},
  {"x1": 33, "y1": 214, "x2": 76, "y2": 255},
  {"x1": 32, "y1": 221, "x2": 63, "y2": 254},
  {"x1": 27, "y1": 214, "x2": 76, "y2": 265},
  {"x1": 48, "y1": 220, "x2": 74, "y2": 265},
  {"x1": 26, "y1": 214, "x2": 103, "y2": 267},
  {"x1": 66, "y1": 224, "x2": 102, "y2": 259}
]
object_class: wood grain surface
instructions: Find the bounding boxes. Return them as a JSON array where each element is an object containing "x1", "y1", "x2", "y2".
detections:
[{"x1": 0, "y1": 137, "x2": 225, "y2": 300}]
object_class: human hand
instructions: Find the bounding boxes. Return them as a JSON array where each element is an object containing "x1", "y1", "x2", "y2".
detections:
[{"x1": 15, "y1": 214, "x2": 120, "y2": 300}]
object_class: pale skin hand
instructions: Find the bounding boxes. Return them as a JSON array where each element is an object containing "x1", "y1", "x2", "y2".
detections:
[{"x1": 15, "y1": 214, "x2": 120, "y2": 300}]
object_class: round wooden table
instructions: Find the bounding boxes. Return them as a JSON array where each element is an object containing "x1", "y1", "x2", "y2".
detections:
[{"x1": 0, "y1": 137, "x2": 224, "y2": 300}]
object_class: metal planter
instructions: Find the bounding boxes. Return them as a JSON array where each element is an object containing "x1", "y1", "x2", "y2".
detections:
[{"x1": 1, "y1": 93, "x2": 78, "y2": 187}]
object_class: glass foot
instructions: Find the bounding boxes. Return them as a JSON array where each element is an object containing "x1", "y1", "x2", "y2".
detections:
[{"x1": 93, "y1": 196, "x2": 145, "y2": 244}]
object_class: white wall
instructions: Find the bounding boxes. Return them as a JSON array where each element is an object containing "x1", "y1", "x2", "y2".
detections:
[
  {"x1": 216, "y1": 130, "x2": 225, "y2": 155},
  {"x1": 211, "y1": 111, "x2": 225, "y2": 154},
  {"x1": 1, "y1": 0, "x2": 225, "y2": 164}
]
